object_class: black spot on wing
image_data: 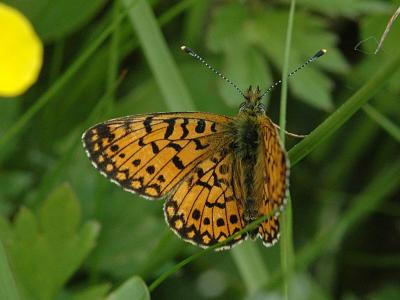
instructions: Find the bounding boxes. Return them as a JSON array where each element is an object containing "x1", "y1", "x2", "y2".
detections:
[
  {"x1": 146, "y1": 165, "x2": 155, "y2": 174},
  {"x1": 230, "y1": 215, "x2": 238, "y2": 224},
  {"x1": 138, "y1": 137, "x2": 145, "y2": 147},
  {"x1": 164, "y1": 119, "x2": 176, "y2": 139},
  {"x1": 172, "y1": 156, "x2": 184, "y2": 170},
  {"x1": 144, "y1": 117, "x2": 152, "y2": 133},
  {"x1": 180, "y1": 118, "x2": 189, "y2": 139},
  {"x1": 145, "y1": 183, "x2": 161, "y2": 195},
  {"x1": 196, "y1": 168, "x2": 204, "y2": 178},
  {"x1": 150, "y1": 141, "x2": 160, "y2": 154},
  {"x1": 195, "y1": 119, "x2": 206, "y2": 133},
  {"x1": 192, "y1": 209, "x2": 201, "y2": 220},
  {"x1": 167, "y1": 142, "x2": 182, "y2": 151},
  {"x1": 108, "y1": 133, "x2": 115, "y2": 142},
  {"x1": 197, "y1": 181, "x2": 212, "y2": 190},
  {"x1": 211, "y1": 122, "x2": 217, "y2": 133},
  {"x1": 205, "y1": 201, "x2": 226, "y2": 208},
  {"x1": 96, "y1": 124, "x2": 111, "y2": 139},
  {"x1": 194, "y1": 139, "x2": 209, "y2": 150}
]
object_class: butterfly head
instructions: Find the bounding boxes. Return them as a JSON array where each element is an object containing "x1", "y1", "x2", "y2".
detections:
[{"x1": 239, "y1": 85, "x2": 266, "y2": 115}]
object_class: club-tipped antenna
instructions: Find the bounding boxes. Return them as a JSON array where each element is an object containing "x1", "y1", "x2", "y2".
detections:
[
  {"x1": 181, "y1": 45, "x2": 246, "y2": 98},
  {"x1": 260, "y1": 49, "x2": 327, "y2": 99}
]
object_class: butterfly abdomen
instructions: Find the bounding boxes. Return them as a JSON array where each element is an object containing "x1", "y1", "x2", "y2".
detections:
[{"x1": 233, "y1": 115, "x2": 263, "y2": 225}]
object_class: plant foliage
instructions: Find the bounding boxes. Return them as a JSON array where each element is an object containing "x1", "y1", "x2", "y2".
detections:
[{"x1": 0, "y1": 0, "x2": 399, "y2": 299}]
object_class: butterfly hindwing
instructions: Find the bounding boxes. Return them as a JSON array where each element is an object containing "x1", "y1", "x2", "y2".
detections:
[
  {"x1": 257, "y1": 118, "x2": 289, "y2": 245},
  {"x1": 258, "y1": 215, "x2": 280, "y2": 247},
  {"x1": 164, "y1": 147, "x2": 247, "y2": 249},
  {"x1": 82, "y1": 112, "x2": 232, "y2": 199}
]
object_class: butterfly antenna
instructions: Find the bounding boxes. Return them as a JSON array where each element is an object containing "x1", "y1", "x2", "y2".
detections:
[
  {"x1": 181, "y1": 45, "x2": 246, "y2": 98},
  {"x1": 260, "y1": 49, "x2": 327, "y2": 99}
]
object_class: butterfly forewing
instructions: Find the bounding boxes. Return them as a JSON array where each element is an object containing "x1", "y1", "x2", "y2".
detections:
[{"x1": 82, "y1": 112, "x2": 232, "y2": 199}]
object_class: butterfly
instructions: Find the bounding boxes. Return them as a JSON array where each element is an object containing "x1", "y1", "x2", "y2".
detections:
[{"x1": 82, "y1": 84, "x2": 288, "y2": 250}]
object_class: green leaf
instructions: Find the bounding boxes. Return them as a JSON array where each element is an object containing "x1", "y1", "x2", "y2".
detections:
[
  {"x1": 207, "y1": 3, "x2": 249, "y2": 52},
  {"x1": 84, "y1": 188, "x2": 177, "y2": 279},
  {"x1": 57, "y1": 283, "x2": 111, "y2": 300},
  {"x1": 106, "y1": 276, "x2": 150, "y2": 300},
  {"x1": 207, "y1": 3, "x2": 349, "y2": 110},
  {"x1": 39, "y1": 184, "x2": 80, "y2": 238},
  {"x1": 247, "y1": 10, "x2": 346, "y2": 110},
  {"x1": 208, "y1": 4, "x2": 273, "y2": 107},
  {"x1": 218, "y1": 45, "x2": 273, "y2": 107},
  {"x1": 1, "y1": 184, "x2": 100, "y2": 300},
  {"x1": 3, "y1": 0, "x2": 107, "y2": 41},
  {"x1": 0, "y1": 240, "x2": 20, "y2": 300},
  {"x1": 290, "y1": 67, "x2": 333, "y2": 111}
]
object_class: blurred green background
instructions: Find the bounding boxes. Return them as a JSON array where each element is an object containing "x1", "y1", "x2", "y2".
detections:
[{"x1": 1, "y1": 0, "x2": 400, "y2": 299}]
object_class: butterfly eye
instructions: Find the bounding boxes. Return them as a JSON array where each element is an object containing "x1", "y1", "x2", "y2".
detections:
[
  {"x1": 239, "y1": 102, "x2": 247, "y2": 112},
  {"x1": 257, "y1": 103, "x2": 266, "y2": 113}
]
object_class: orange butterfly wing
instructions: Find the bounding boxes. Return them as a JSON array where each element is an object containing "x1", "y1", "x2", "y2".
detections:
[
  {"x1": 257, "y1": 118, "x2": 289, "y2": 246},
  {"x1": 164, "y1": 147, "x2": 247, "y2": 249},
  {"x1": 83, "y1": 111, "x2": 288, "y2": 249},
  {"x1": 82, "y1": 112, "x2": 232, "y2": 199}
]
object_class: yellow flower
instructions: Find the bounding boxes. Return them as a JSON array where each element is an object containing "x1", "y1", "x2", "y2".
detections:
[{"x1": 0, "y1": 3, "x2": 43, "y2": 97}]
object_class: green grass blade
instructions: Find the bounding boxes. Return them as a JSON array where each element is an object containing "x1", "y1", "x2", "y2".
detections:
[
  {"x1": 230, "y1": 243, "x2": 269, "y2": 296},
  {"x1": 279, "y1": 1, "x2": 296, "y2": 299},
  {"x1": 363, "y1": 104, "x2": 400, "y2": 142},
  {"x1": 159, "y1": 0, "x2": 198, "y2": 26},
  {"x1": 183, "y1": 0, "x2": 211, "y2": 48},
  {"x1": 288, "y1": 51, "x2": 400, "y2": 166},
  {"x1": 122, "y1": 0, "x2": 195, "y2": 111},
  {"x1": 0, "y1": 240, "x2": 20, "y2": 300},
  {"x1": 279, "y1": 0, "x2": 296, "y2": 144},
  {"x1": 106, "y1": 0, "x2": 122, "y2": 109}
]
